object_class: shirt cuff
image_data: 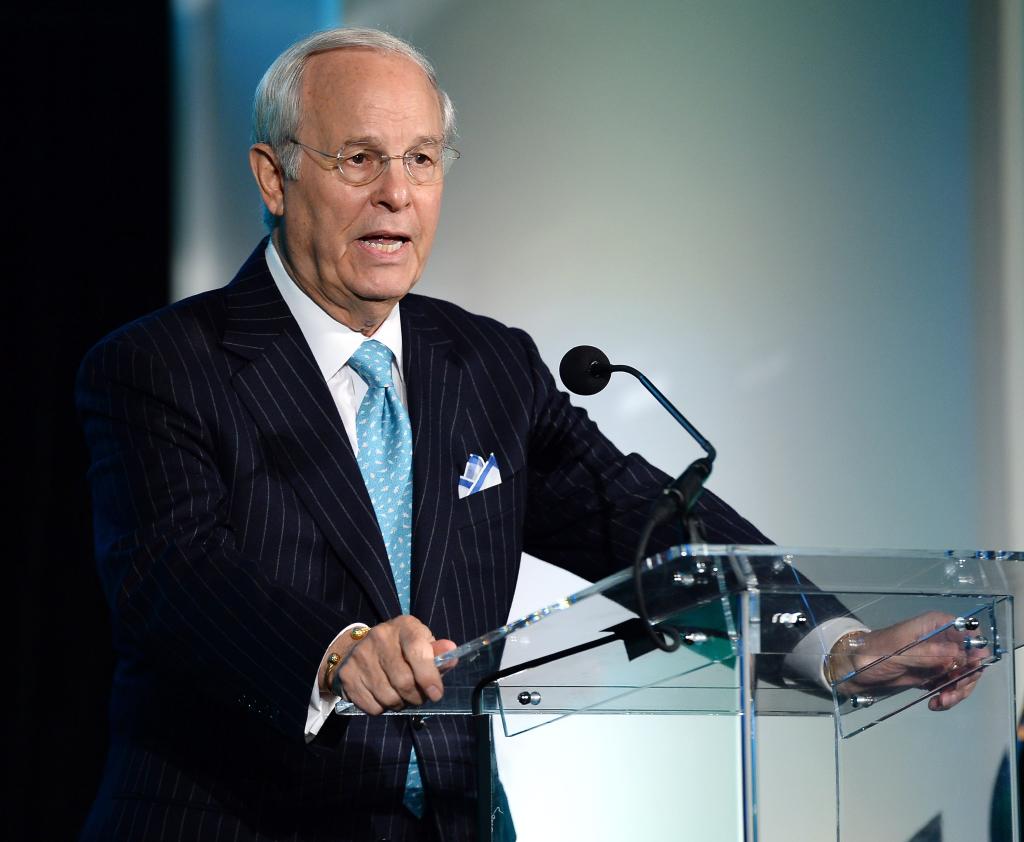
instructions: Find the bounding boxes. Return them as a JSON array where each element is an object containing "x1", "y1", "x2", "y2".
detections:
[
  {"x1": 304, "y1": 622, "x2": 366, "y2": 742},
  {"x1": 783, "y1": 617, "x2": 871, "y2": 691}
]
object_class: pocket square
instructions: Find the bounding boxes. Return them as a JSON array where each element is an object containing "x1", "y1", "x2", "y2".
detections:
[{"x1": 458, "y1": 452, "x2": 501, "y2": 499}]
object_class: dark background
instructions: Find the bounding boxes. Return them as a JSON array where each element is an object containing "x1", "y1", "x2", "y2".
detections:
[{"x1": 9, "y1": 3, "x2": 171, "y2": 838}]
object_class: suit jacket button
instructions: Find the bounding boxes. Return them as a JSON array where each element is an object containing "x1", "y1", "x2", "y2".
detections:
[{"x1": 411, "y1": 715, "x2": 426, "y2": 730}]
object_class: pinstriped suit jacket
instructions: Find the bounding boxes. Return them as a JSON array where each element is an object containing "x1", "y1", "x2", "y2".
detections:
[{"x1": 76, "y1": 243, "x2": 768, "y2": 841}]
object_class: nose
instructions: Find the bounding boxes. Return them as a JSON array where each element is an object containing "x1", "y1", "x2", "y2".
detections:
[{"x1": 370, "y1": 158, "x2": 411, "y2": 213}]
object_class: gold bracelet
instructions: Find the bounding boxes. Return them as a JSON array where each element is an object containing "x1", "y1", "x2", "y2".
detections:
[
  {"x1": 324, "y1": 652, "x2": 342, "y2": 694},
  {"x1": 825, "y1": 630, "x2": 864, "y2": 684},
  {"x1": 324, "y1": 625, "x2": 371, "y2": 697}
]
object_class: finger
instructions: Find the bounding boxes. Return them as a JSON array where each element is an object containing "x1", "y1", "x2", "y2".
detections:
[
  {"x1": 342, "y1": 634, "x2": 409, "y2": 711},
  {"x1": 342, "y1": 658, "x2": 406, "y2": 711},
  {"x1": 341, "y1": 670, "x2": 385, "y2": 716},
  {"x1": 929, "y1": 671, "x2": 982, "y2": 711},
  {"x1": 934, "y1": 686, "x2": 964, "y2": 710},
  {"x1": 432, "y1": 638, "x2": 457, "y2": 656},
  {"x1": 379, "y1": 650, "x2": 427, "y2": 707},
  {"x1": 363, "y1": 629, "x2": 426, "y2": 709},
  {"x1": 433, "y1": 639, "x2": 459, "y2": 674},
  {"x1": 903, "y1": 645, "x2": 980, "y2": 681},
  {"x1": 929, "y1": 681, "x2": 964, "y2": 710},
  {"x1": 909, "y1": 637, "x2": 966, "y2": 669},
  {"x1": 399, "y1": 625, "x2": 445, "y2": 703},
  {"x1": 954, "y1": 671, "x2": 982, "y2": 696},
  {"x1": 370, "y1": 671, "x2": 412, "y2": 709}
]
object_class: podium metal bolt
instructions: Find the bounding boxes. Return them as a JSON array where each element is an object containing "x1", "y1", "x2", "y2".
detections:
[
  {"x1": 851, "y1": 694, "x2": 875, "y2": 709},
  {"x1": 517, "y1": 691, "x2": 542, "y2": 706},
  {"x1": 963, "y1": 635, "x2": 989, "y2": 650},
  {"x1": 953, "y1": 616, "x2": 980, "y2": 631}
]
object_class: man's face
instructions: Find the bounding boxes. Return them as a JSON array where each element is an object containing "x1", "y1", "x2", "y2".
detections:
[{"x1": 270, "y1": 49, "x2": 445, "y2": 326}]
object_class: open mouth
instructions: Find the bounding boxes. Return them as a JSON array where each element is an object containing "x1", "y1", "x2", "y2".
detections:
[{"x1": 358, "y1": 232, "x2": 410, "y2": 254}]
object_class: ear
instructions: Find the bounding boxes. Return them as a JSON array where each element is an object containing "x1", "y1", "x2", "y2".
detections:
[{"x1": 249, "y1": 143, "x2": 286, "y2": 220}]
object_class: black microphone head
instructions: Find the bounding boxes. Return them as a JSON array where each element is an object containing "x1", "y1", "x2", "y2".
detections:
[{"x1": 559, "y1": 345, "x2": 612, "y2": 395}]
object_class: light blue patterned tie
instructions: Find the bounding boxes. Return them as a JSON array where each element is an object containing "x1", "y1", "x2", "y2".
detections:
[{"x1": 347, "y1": 339, "x2": 424, "y2": 818}]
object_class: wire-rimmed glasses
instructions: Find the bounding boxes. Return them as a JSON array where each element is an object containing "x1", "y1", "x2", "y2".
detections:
[{"x1": 288, "y1": 137, "x2": 460, "y2": 186}]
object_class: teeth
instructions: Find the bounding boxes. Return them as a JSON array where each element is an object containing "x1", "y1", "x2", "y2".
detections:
[{"x1": 363, "y1": 239, "x2": 404, "y2": 253}]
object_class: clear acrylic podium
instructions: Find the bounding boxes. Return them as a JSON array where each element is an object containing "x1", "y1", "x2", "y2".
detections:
[{"x1": 357, "y1": 547, "x2": 1024, "y2": 841}]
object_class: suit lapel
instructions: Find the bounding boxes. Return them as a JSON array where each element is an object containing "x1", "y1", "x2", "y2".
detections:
[
  {"x1": 221, "y1": 246, "x2": 402, "y2": 620},
  {"x1": 401, "y1": 297, "x2": 461, "y2": 626}
]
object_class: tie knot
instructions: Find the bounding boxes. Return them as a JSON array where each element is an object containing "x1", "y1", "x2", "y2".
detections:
[{"x1": 347, "y1": 339, "x2": 395, "y2": 390}]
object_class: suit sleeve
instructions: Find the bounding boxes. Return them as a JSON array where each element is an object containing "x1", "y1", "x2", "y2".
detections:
[{"x1": 77, "y1": 334, "x2": 347, "y2": 740}]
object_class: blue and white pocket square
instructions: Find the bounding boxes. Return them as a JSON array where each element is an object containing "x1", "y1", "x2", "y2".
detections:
[{"x1": 458, "y1": 452, "x2": 501, "y2": 499}]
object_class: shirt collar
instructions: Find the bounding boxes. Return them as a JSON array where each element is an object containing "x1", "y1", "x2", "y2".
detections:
[{"x1": 265, "y1": 239, "x2": 404, "y2": 382}]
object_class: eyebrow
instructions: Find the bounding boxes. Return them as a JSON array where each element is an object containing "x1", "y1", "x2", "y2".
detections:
[{"x1": 338, "y1": 134, "x2": 444, "y2": 149}]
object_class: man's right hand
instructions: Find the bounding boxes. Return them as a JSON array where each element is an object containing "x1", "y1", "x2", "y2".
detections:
[{"x1": 333, "y1": 616, "x2": 457, "y2": 715}]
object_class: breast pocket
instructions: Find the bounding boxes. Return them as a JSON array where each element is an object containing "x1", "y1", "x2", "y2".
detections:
[{"x1": 452, "y1": 467, "x2": 523, "y2": 531}]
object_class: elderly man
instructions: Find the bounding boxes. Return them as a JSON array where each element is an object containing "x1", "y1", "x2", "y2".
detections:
[{"x1": 76, "y1": 27, "x2": 981, "y2": 842}]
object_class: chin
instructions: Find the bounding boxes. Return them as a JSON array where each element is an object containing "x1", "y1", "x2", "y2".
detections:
[{"x1": 351, "y1": 274, "x2": 419, "y2": 303}]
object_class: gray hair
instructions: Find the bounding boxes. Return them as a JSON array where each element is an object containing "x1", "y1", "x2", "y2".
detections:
[{"x1": 252, "y1": 27, "x2": 456, "y2": 227}]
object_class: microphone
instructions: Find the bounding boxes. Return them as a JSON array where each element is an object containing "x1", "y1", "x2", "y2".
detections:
[{"x1": 558, "y1": 345, "x2": 611, "y2": 395}]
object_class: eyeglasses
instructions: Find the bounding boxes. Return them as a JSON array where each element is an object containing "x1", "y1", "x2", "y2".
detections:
[{"x1": 288, "y1": 137, "x2": 460, "y2": 186}]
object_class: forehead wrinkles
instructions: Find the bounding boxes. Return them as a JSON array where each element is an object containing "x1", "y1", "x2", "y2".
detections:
[{"x1": 300, "y1": 49, "x2": 442, "y2": 144}]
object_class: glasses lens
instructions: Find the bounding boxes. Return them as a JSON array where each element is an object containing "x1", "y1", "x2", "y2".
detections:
[
  {"x1": 403, "y1": 143, "x2": 446, "y2": 185},
  {"x1": 337, "y1": 146, "x2": 385, "y2": 185}
]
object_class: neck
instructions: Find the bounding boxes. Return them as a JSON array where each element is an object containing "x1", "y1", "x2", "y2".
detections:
[{"x1": 272, "y1": 230, "x2": 394, "y2": 336}]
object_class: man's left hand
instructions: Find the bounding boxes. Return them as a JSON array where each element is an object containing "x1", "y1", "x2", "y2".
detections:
[{"x1": 829, "y1": 611, "x2": 988, "y2": 711}]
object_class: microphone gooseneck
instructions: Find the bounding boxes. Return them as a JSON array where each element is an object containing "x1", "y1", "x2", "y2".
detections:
[{"x1": 559, "y1": 344, "x2": 718, "y2": 653}]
